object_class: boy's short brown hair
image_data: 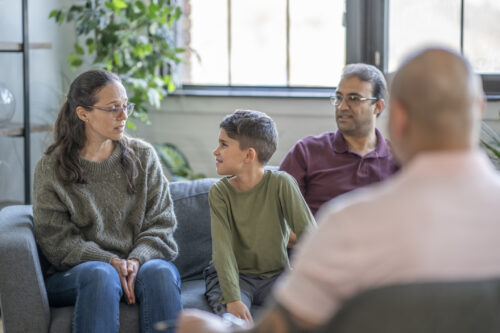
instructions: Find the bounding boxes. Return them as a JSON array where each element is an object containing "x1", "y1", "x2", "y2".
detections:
[{"x1": 220, "y1": 110, "x2": 278, "y2": 164}]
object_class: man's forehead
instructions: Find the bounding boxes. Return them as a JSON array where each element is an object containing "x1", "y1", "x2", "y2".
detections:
[{"x1": 336, "y1": 76, "x2": 374, "y2": 95}]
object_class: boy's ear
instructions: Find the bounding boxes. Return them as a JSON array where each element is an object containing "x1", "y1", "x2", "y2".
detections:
[{"x1": 245, "y1": 147, "x2": 257, "y2": 163}]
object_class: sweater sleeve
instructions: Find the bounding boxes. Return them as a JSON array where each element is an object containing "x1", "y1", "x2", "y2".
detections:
[
  {"x1": 279, "y1": 140, "x2": 309, "y2": 198},
  {"x1": 128, "y1": 148, "x2": 178, "y2": 264},
  {"x1": 33, "y1": 159, "x2": 117, "y2": 271},
  {"x1": 278, "y1": 172, "x2": 317, "y2": 239},
  {"x1": 209, "y1": 185, "x2": 241, "y2": 303}
]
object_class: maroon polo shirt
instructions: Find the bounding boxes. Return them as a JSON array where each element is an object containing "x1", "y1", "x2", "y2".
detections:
[{"x1": 279, "y1": 129, "x2": 399, "y2": 216}]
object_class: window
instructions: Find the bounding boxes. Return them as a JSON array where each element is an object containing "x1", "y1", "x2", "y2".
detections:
[
  {"x1": 388, "y1": 0, "x2": 500, "y2": 74},
  {"x1": 181, "y1": 0, "x2": 345, "y2": 87},
  {"x1": 463, "y1": 0, "x2": 500, "y2": 73},
  {"x1": 388, "y1": 1, "x2": 461, "y2": 73},
  {"x1": 178, "y1": 0, "x2": 500, "y2": 96}
]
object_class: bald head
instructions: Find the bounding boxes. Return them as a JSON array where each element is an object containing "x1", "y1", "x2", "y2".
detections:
[{"x1": 389, "y1": 48, "x2": 484, "y2": 163}]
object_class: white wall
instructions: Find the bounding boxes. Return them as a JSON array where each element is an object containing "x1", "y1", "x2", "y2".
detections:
[
  {"x1": 0, "y1": 0, "x2": 74, "y2": 203},
  {"x1": 133, "y1": 95, "x2": 500, "y2": 179},
  {"x1": 133, "y1": 96, "x2": 337, "y2": 178},
  {"x1": 0, "y1": 0, "x2": 499, "y2": 201}
]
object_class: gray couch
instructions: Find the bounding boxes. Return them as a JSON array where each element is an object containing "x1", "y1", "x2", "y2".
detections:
[
  {"x1": 2, "y1": 177, "x2": 500, "y2": 333},
  {"x1": 0, "y1": 178, "x2": 226, "y2": 333}
]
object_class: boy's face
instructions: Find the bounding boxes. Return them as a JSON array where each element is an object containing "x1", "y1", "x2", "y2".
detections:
[{"x1": 213, "y1": 129, "x2": 247, "y2": 175}]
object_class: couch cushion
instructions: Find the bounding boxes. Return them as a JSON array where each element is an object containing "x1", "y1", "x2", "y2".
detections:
[
  {"x1": 181, "y1": 279, "x2": 212, "y2": 312},
  {"x1": 50, "y1": 304, "x2": 140, "y2": 333},
  {"x1": 170, "y1": 178, "x2": 218, "y2": 281}
]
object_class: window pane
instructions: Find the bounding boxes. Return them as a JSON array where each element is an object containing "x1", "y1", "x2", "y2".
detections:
[
  {"x1": 0, "y1": 0, "x2": 22, "y2": 43},
  {"x1": 388, "y1": 0, "x2": 461, "y2": 73},
  {"x1": 464, "y1": 0, "x2": 500, "y2": 73},
  {"x1": 185, "y1": 0, "x2": 228, "y2": 85},
  {"x1": 289, "y1": 0, "x2": 345, "y2": 87},
  {"x1": 231, "y1": 0, "x2": 287, "y2": 85}
]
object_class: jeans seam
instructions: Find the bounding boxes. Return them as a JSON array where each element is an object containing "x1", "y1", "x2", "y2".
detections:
[{"x1": 136, "y1": 277, "x2": 151, "y2": 331}]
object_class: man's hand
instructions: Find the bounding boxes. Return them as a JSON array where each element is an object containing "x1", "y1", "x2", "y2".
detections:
[
  {"x1": 177, "y1": 300, "x2": 319, "y2": 333},
  {"x1": 177, "y1": 309, "x2": 232, "y2": 333},
  {"x1": 226, "y1": 300, "x2": 253, "y2": 323}
]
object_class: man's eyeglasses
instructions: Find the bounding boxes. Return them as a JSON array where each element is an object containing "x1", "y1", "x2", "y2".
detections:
[
  {"x1": 330, "y1": 94, "x2": 378, "y2": 107},
  {"x1": 82, "y1": 103, "x2": 135, "y2": 117}
]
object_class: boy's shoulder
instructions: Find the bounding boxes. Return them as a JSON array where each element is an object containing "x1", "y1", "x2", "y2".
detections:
[
  {"x1": 268, "y1": 169, "x2": 297, "y2": 185},
  {"x1": 209, "y1": 177, "x2": 231, "y2": 197},
  {"x1": 209, "y1": 171, "x2": 297, "y2": 198}
]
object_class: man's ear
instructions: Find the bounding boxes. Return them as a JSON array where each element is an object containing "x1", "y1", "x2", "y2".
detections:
[
  {"x1": 388, "y1": 100, "x2": 409, "y2": 146},
  {"x1": 373, "y1": 98, "x2": 385, "y2": 116},
  {"x1": 76, "y1": 106, "x2": 89, "y2": 122}
]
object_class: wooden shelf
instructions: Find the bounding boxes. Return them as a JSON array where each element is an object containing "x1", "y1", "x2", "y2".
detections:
[
  {"x1": 0, "y1": 42, "x2": 52, "y2": 51},
  {"x1": 0, "y1": 122, "x2": 52, "y2": 137},
  {"x1": 0, "y1": 201, "x2": 23, "y2": 210}
]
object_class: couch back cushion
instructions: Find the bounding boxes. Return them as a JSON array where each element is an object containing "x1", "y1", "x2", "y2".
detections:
[{"x1": 170, "y1": 178, "x2": 218, "y2": 281}]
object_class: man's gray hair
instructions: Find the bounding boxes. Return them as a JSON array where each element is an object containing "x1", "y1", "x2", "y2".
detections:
[{"x1": 341, "y1": 63, "x2": 387, "y2": 101}]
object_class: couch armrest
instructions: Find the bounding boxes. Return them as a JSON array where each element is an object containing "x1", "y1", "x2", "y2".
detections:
[{"x1": 0, "y1": 205, "x2": 50, "y2": 333}]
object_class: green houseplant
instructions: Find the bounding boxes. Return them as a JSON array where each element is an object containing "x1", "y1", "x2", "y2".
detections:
[
  {"x1": 49, "y1": 0, "x2": 185, "y2": 127},
  {"x1": 480, "y1": 121, "x2": 500, "y2": 170},
  {"x1": 153, "y1": 143, "x2": 205, "y2": 181}
]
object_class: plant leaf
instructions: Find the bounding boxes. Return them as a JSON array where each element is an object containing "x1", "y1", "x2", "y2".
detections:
[
  {"x1": 49, "y1": 9, "x2": 59, "y2": 18},
  {"x1": 147, "y1": 88, "x2": 161, "y2": 108},
  {"x1": 126, "y1": 120, "x2": 137, "y2": 130},
  {"x1": 67, "y1": 54, "x2": 83, "y2": 68},
  {"x1": 74, "y1": 43, "x2": 85, "y2": 55},
  {"x1": 85, "y1": 38, "x2": 95, "y2": 53}
]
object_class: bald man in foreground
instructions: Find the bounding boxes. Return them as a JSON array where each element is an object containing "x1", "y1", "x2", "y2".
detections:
[{"x1": 177, "y1": 48, "x2": 500, "y2": 333}]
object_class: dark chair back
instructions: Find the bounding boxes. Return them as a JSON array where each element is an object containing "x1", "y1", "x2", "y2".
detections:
[{"x1": 321, "y1": 278, "x2": 500, "y2": 333}]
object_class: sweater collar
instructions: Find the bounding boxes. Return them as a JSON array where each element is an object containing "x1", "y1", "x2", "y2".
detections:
[{"x1": 79, "y1": 143, "x2": 122, "y2": 175}]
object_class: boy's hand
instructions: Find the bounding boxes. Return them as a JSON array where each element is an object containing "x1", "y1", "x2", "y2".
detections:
[
  {"x1": 287, "y1": 230, "x2": 297, "y2": 248},
  {"x1": 226, "y1": 300, "x2": 253, "y2": 323}
]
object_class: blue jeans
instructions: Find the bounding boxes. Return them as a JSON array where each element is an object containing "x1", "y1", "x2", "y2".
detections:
[{"x1": 45, "y1": 259, "x2": 182, "y2": 333}]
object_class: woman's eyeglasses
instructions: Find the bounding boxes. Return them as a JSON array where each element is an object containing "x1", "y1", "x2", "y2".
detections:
[{"x1": 82, "y1": 103, "x2": 135, "y2": 117}]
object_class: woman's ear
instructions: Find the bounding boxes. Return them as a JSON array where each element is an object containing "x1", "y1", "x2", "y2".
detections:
[{"x1": 76, "y1": 106, "x2": 89, "y2": 122}]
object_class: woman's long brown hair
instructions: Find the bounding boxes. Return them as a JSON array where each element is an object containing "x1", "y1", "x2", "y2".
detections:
[{"x1": 46, "y1": 69, "x2": 138, "y2": 194}]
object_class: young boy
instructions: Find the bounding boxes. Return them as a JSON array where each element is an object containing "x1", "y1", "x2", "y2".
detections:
[{"x1": 204, "y1": 110, "x2": 317, "y2": 322}]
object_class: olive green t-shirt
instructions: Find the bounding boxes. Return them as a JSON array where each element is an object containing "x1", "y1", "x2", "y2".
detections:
[{"x1": 209, "y1": 170, "x2": 317, "y2": 303}]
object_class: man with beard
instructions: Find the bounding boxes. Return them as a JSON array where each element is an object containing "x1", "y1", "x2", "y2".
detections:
[{"x1": 279, "y1": 64, "x2": 399, "y2": 217}]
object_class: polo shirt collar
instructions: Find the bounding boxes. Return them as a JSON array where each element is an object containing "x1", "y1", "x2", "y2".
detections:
[{"x1": 332, "y1": 129, "x2": 392, "y2": 158}]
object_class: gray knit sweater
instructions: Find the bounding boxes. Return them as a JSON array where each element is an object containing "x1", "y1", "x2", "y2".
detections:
[{"x1": 33, "y1": 138, "x2": 178, "y2": 271}]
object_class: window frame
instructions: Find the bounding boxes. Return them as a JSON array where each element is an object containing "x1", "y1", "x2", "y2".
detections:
[{"x1": 176, "y1": 0, "x2": 500, "y2": 100}]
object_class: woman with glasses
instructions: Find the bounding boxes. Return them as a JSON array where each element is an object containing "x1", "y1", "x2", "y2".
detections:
[{"x1": 32, "y1": 69, "x2": 182, "y2": 333}]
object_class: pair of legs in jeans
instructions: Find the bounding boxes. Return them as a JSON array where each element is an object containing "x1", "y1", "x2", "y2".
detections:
[
  {"x1": 45, "y1": 259, "x2": 182, "y2": 333},
  {"x1": 204, "y1": 264, "x2": 280, "y2": 315}
]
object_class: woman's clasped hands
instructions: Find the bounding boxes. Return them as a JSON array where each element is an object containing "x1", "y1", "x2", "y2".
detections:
[{"x1": 110, "y1": 257, "x2": 140, "y2": 304}]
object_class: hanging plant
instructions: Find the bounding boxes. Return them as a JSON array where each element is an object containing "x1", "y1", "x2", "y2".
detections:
[{"x1": 49, "y1": 0, "x2": 185, "y2": 127}]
